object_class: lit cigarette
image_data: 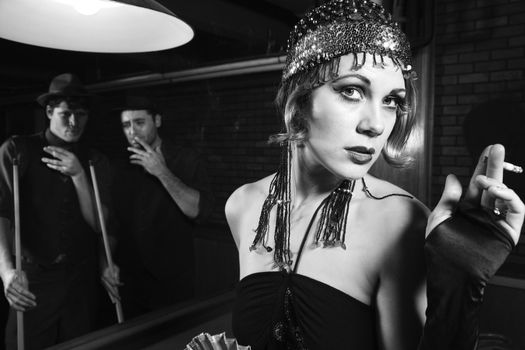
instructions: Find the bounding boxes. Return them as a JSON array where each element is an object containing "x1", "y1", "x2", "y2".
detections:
[
  {"x1": 504, "y1": 162, "x2": 523, "y2": 173},
  {"x1": 483, "y1": 156, "x2": 522, "y2": 173}
]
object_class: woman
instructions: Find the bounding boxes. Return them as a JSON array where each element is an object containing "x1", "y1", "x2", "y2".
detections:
[{"x1": 225, "y1": 1, "x2": 524, "y2": 349}]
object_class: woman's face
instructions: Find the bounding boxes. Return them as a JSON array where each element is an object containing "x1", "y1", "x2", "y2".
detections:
[{"x1": 301, "y1": 53, "x2": 406, "y2": 180}]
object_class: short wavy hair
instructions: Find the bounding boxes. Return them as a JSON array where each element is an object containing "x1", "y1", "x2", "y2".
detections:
[{"x1": 271, "y1": 55, "x2": 417, "y2": 168}]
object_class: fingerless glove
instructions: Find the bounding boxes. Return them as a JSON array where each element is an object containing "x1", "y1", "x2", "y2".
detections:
[{"x1": 419, "y1": 202, "x2": 514, "y2": 350}]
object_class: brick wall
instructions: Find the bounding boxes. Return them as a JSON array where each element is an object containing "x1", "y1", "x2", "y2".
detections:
[
  {"x1": 90, "y1": 71, "x2": 283, "y2": 231},
  {"x1": 83, "y1": 72, "x2": 285, "y2": 296},
  {"x1": 433, "y1": 0, "x2": 525, "y2": 266}
]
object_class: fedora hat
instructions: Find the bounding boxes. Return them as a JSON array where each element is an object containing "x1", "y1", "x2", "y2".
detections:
[
  {"x1": 112, "y1": 95, "x2": 158, "y2": 112},
  {"x1": 37, "y1": 73, "x2": 92, "y2": 106}
]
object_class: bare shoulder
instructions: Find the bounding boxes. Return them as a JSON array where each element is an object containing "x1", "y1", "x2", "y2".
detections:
[
  {"x1": 225, "y1": 174, "x2": 273, "y2": 219},
  {"x1": 363, "y1": 175, "x2": 429, "y2": 237},
  {"x1": 367, "y1": 175, "x2": 428, "y2": 348},
  {"x1": 225, "y1": 174, "x2": 274, "y2": 245}
]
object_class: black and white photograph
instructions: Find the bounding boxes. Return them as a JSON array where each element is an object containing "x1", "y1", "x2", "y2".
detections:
[{"x1": 0, "y1": 0, "x2": 524, "y2": 349}]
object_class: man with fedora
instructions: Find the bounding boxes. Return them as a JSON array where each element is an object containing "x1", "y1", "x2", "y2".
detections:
[
  {"x1": 111, "y1": 95, "x2": 213, "y2": 318},
  {"x1": 0, "y1": 73, "x2": 119, "y2": 349}
]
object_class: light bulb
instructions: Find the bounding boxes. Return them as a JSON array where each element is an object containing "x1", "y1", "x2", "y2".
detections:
[
  {"x1": 74, "y1": 0, "x2": 102, "y2": 15},
  {"x1": 53, "y1": 0, "x2": 122, "y2": 16}
]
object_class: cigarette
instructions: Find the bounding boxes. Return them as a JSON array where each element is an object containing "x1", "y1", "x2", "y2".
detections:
[
  {"x1": 483, "y1": 156, "x2": 522, "y2": 173},
  {"x1": 504, "y1": 162, "x2": 523, "y2": 173}
]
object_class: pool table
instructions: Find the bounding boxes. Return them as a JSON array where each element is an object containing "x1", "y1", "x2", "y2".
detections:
[{"x1": 46, "y1": 290, "x2": 236, "y2": 350}]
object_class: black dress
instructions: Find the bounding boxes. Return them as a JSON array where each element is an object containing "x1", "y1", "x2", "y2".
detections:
[
  {"x1": 232, "y1": 270, "x2": 377, "y2": 350},
  {"x1": 232, "y1": 187, "x2": 378, "y2": 350}
]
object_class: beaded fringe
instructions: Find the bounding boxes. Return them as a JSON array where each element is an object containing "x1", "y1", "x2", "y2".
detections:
[
  {"x1": 250, "y1": 143, "x2": 357, "y2": 268},
  {"x1": 312, "y1": 180, "x2": 356, "y2": 249},
  {"x1": 250, "y1": 143, "x2": 292, "y2": 268}
]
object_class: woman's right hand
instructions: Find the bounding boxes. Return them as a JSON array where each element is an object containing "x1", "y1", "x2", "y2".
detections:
[
  {"x1": 427, "y1": 144, "x2": 524, "y2": 244},
  {"x1": 419, "y1": 144, "x2": 525, "y2": 350},
  {"x1": 2, "y1": 269, "x2": 36, "y2": 311}
]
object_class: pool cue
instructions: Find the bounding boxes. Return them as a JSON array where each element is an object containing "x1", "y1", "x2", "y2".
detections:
[
  {"x1": 88, "y1": 161, "x2": 124, "y2": 324},
  {"x1": 12, "y1": 159, "x2": 24, "y2": 350}
]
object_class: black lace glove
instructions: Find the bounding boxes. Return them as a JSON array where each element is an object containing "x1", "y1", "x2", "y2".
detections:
[{"x1": 419, "y1": 201, "x2": 514, "y2": 350}]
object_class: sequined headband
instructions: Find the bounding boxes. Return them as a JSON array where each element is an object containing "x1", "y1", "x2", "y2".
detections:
[{"x1": 282, "y1": 0, "x2": 413, "y2": 82}]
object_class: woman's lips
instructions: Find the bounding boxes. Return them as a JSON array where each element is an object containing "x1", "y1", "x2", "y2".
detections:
[{"x1": 345, "y1": 146, "x2": 375, "y2": 165}]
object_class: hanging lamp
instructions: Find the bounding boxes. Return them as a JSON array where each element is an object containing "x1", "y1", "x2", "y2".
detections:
[{"x1": 0, "y1": 0, "x2": 194, "y2": 53}]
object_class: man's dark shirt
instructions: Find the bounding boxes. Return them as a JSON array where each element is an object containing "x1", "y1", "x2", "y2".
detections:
[
  {"x1": 0, "y1": 130, "x2": 111, "y2": 266},
  {"x1": 113, "y1": 140, "x2": 213, "y2": 309}
]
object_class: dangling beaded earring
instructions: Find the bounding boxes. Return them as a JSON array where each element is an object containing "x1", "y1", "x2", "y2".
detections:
[
  {"x1": 250, "y1": 139, "x2": 359, "y2": 268},
  {"x1": 250, "y1": 141, "x2": 292, "y2": 269},
  {"x1": 312, "y1": 179, "x2": 356, "y2": 249}
]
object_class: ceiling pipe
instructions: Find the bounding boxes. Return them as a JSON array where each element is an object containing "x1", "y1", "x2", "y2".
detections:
[
  {"x1": 87, "y1": 55, "x2": 287, "y2": 92},
  {"x1": 0, "y1": 55, "x2": 287, "y2": 105}
]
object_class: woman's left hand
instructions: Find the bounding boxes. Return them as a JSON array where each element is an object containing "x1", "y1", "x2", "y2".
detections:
[{"x1": 427, "y1": 144, "x2": 524, "y2": 244}]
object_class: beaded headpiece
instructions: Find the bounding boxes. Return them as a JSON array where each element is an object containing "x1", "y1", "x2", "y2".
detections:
[{"x1": 282, "y1": 0, "x2": 413, "y2": 82}]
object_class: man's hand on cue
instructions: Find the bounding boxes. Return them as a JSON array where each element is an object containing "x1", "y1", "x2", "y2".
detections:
[
  {"x1": 101, "y1": 264, "x2": 122, "y2": 303},
  {"x1": 2, "y1": 269, "x2": 36, "y2": 311}
]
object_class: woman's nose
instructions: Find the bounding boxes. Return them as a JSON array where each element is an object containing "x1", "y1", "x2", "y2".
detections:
[{"x1": 356, "y1": 104, "x2": 385, "y2": 137}]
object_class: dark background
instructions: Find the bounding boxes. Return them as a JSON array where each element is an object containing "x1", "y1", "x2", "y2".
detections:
[{"x1": 0, "y1": 0, "x2": 525, "y2": 347}]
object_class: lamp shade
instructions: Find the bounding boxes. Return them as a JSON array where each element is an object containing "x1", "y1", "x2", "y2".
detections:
[{"x1": 0, "y1": 0, "x2": 194, "y2": 53}]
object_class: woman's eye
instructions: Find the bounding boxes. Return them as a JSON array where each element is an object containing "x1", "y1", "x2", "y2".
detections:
[
  {"x1": 340, "y1": 87, "x2": 363, "y2": 101},
  {"x1": 383, "y1": 96, "x2": 403, "y2": 109}
]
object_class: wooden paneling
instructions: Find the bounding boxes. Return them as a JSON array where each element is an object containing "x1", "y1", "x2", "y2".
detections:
[{"x1": 370, "y1": 44, "x2": 434, "y2": 206}]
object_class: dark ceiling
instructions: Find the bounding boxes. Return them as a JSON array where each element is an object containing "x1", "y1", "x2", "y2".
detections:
[
  {"x1": 0, "y1": 0, "x2": 317, "y2": 102},
  {"x1": 0, "y1": 0, "x2": 433, "y2": 104}
]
